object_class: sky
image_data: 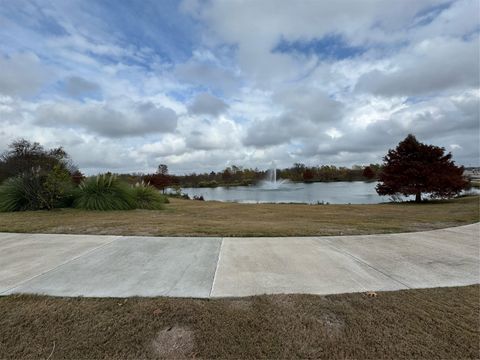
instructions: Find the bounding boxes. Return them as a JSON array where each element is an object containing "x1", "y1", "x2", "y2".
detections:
[{"x1": 0, "y1": 0, "x2": 479, "y2": 175}]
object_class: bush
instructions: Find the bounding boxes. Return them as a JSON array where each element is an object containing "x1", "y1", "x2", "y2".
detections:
[
  {"x1": 74, "y1": 175, "x2": 136, "y2": 211},
  {"x1": 0, "y1": 175, "x2": 39, "y2": 212},
  {"x1": 43, "y1": 165, "x2": 75, "y2": 209},
  {"x1": 198, "y1": 180, "x2": 218, "y2": 188},
  {"x1": 132, "y1": 182, "x2": 168, "y2": 209},
  {"x1": 0, "y1": 169, "x2": 74, "y2": 212}
]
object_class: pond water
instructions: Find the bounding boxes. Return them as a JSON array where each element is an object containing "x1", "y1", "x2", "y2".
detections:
[
  {"x1": 174, "y1": 181, "x2": 480, "y2": 204},
  {"x1": 177, "y1": 181, "x2": 391, "y2": 204}
]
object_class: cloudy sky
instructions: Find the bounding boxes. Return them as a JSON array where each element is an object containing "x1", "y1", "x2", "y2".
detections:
[{"x1": 0, "y1": 0, "x2": 479, "y2": 174}]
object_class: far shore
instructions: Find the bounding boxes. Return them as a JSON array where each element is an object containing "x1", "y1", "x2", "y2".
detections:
[
  {"x1": 175, "y1": 178, "x2": 480, "y2": 189},
  {"x1": 179, "y1": 178, "x2": 378, "y2": 188}
]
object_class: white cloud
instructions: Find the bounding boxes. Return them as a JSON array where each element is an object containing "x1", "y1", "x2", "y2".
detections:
[
  {"x1": 183, "y1": 115, "x2": 241, "y2": 150},
  {"x1": 187, "y1": 92, "x2": 228, "y2": 116},
  {"x1": 0, "y1": 53, "x2": 50, "y2": 96},
  {"x1": 175, "y1": 59, "x2": 240, "y2": 94},
  {"x1": 35, "y1": 99, "x2": 178, "y2": 137},
  {"x1": 137, "y1": 135, "x2": 187, "y2": 158},
  {"x1": 355, "y1": 37, "x2": 479, "y2": 96},
  {"x1": 64, "y1": 76, "x2": 100, "y2": 97}
]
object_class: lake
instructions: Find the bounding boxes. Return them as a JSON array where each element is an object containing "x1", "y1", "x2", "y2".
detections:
[
  {"x1": 177, "y1": 181, "x2": 393, "y2": 204},
  {"x1": 175, "y1": 181, "x2": 480, "y2": 204}
]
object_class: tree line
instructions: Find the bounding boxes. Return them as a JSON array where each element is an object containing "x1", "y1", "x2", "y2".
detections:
[{"x1": 135, "y1": 163, "x2": 382, "y2": 191}]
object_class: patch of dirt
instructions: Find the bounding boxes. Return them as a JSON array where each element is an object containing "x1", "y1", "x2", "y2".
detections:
[
  {"x1": 151, "y1": 326, "x2": 194, "y2": 359},
  {"x1": 318, "y1": 312, "x2": 344, "y2": 336}
]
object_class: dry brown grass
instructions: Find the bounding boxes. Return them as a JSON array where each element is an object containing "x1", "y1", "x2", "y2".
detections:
[
  {"x1": 0, "y1": 195, "x2": 478, "y2": 237},
  {"x1": 1, "y1": 285, "x2": 478, "y2": 359}
]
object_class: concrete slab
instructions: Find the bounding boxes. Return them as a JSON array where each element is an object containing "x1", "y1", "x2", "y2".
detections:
[
  {"x1": 323, "y1": 228, "x2": 480, "y2": 289},
  {"x1": 211, "y1": 237, "x2": 407, "y2": 297},
  {"x1": 1, "y1": 223, "x2": 478, "y2": 298},
  {"x1": 442, "y1": 222, "x2": 480, "y2": 236},
  {"x1": 417, "y1": 227, "x2": 480, "y2": 255},
  {"x1": 6, "y1": 237, "x2": 221, "y2": 298},
  {"x1": 0, "y1": 233, "x2": 26, "y2": 241},
  {"x1": 0, "y1": 234, "x2": 118, "y2": 293}
]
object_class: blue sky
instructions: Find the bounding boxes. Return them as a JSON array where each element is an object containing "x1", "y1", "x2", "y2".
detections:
[
  {"x1": 0, "y1": 0, "x2": 478, "y2": 174},
  {"x1": 273, "y1": 34, "x2": 367, "y2": 60}
]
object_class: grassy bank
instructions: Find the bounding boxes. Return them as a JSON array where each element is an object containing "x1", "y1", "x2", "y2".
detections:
[
  {"x1": 1, "y1": 285, "x2": 478, "y2": 359},
  {"x1": 470, "y1": 180, "x2": 480, "y2": 188},
  {"x1": 0, "y1": 195, "x2": 478, "y2": 237}
]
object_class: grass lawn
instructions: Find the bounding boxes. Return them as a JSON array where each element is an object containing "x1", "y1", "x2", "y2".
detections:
[
  {"x1": 0, "y1": 195, "x2": 478, "y2": 237},
  {"x1": 1, "y1": 285, "x2": 478, "y2": 359}
]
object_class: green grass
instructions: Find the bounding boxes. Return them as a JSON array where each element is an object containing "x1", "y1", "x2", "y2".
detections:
[{"x1": 1, "y1": 285, "x2": 478, "y2": 359}]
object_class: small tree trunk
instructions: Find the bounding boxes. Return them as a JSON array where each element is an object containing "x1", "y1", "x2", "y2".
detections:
[{"x1": 415, "y1": 192, "x2": 422, "y2": 203}]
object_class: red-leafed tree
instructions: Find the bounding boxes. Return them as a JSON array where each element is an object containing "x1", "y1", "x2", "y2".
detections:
[
  {"x1": 143, "y1": 164, "x2": 176, "y2": 193},
  {"x1": 376, "y1": 134, "x2": 468, "y2": 202},
  {"x1": 302, "y1": 168, "x2": 314, "y2": 181},
  {"x1": 144, "y1": 174, "x2": 174, "y2": 193},
  {"x1": 71, "y1": 170, "x2": 85, "y2": 185},
  {"x1": 362, "y1": 166, "x2": 375, "y2": 180}
]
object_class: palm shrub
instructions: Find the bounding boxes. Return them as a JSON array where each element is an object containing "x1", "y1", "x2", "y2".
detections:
[
  {"x1": 0, "y1": 175, "x2": 41, "y2": 211},
  {"x1": 74, "y1": 174, "x2": 135, "y2": 210},
  {"x1": 132, "y1": 181, "x2": 168, "y2": 209},
  {"x1": 0, "y1": 168, "x2": 74, "y2": 212}
]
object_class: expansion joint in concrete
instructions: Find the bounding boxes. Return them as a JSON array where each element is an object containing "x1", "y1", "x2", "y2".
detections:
[
  {"x1": 323, "y1": 239, "x2": 412, "y2": 290},
  {"x1": 209, "y1": 237, "x2": 224, "y2": 297}
]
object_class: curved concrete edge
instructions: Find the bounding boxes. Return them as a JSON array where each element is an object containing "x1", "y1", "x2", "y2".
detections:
[{"x1": 0, "y1": 223, "x2": 478, "y2": 298}]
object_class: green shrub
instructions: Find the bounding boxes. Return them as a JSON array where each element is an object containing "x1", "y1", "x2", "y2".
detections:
[
  {"x1": 0, "y1": 169, "x2": 74, "y2": 212},
  {"x1": 74, "y1": 174, "x2": 135, "y2": 211},
  {"x1": 0, "y1": 176, "x2": 38, "y2": 212},
  {"x1": 132, "y1": 181, "x2": 168, "y2": 209},
  {"x1": 42, "y1": 165, "x2": 75, "y2": 209},
  {"x1": 198, "y1": 180, "x2": 218, "y2": 188}
]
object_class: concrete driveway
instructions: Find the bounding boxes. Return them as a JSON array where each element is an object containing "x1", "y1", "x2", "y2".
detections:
[{"x1": 0, "y1": 223, "x2": 478, "y2": 298}]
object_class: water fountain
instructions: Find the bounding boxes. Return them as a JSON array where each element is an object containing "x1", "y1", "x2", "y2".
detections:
[
  {"x1": 267, "y1": 161, "x2": 277, "y2": 186},
  {"x1": 261, "y1": 161, "x2": 288, "y2": 190}
]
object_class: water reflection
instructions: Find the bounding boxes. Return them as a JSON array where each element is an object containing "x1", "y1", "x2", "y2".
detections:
[{"x1": 172, "y1": 181, "x2": 479, "y2": 204}]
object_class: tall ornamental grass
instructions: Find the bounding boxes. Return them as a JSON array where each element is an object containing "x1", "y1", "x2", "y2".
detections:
[
  {"x1": 73, "y1": 174, "x2": 136, "y2": 211},
  {"x1": 131, "y1": 181, "x2": 168, "y2": 210}
]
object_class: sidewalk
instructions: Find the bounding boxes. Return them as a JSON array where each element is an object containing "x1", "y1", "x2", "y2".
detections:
[{"x1": 0, "y1": 223, "x2": 478, "y2": 298}]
